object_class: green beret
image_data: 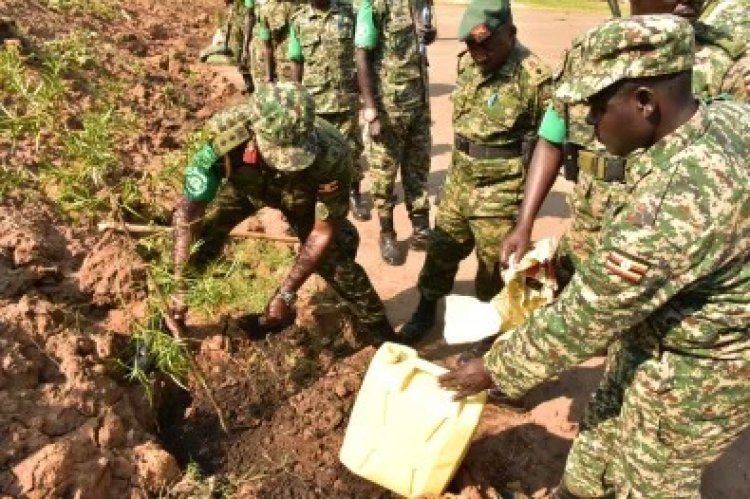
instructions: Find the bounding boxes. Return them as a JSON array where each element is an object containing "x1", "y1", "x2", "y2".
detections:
[{"x1": 458, "y1": 0, "x2": 511, "y2": 42}]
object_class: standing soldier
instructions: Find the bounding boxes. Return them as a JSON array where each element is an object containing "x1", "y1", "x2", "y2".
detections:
[
  {"x1": 249, "y1": 0, "x2": 297, "y2": 84},
  {"x1": 287, "y1": 0, "x2": 370, "y2": 221},
  {"x1": 354, "y1": 0, "x2": 436, "y2": 265},
  {"x1": 199, "y1": 1, "x2": 255, "y2": 92},
  {"x1": 400, "y1": 0, "x2": 551, "y2": 342},
  {"x1": 167, "y1": 83, "x2": 395, "y2": 342},
  {"x1": 500, "y1": 0, "x2": 750, "y2": 281},
  {"x1": 441, "y1": 16, "x2": 750, "y2": 498}
]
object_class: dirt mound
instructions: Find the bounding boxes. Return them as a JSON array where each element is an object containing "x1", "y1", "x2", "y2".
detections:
[{"x1": 0, "y1": 202, "x2": 178, "y2": 497}]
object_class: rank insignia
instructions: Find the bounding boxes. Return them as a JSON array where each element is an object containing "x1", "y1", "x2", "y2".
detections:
[{"x1": 604, "y1": 251, "x2": 649, "y2": 284}]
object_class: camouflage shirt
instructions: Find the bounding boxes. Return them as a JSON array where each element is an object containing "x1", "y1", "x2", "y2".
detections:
[
  {"x1": 485, "y1": 101, "x2": 750, "y2": 398},
  {"x1": 354, "y1": 0, "x2": 426, "y2": 111},
  {"x1": 251, "y1": 0, "x2": 298, "y2": 81},
  {"x1": 693, "y1": 22, "x2": 750, "y2": 102},
  {"x1": 290, "y1": 3, "x2": 358, "y2": 114},
  {"x1": 452, "y1": 42, "x2": 551, "y2": 147},
  {"x1": 700, "y1": 0, "x2": 750, "y2": 41}
]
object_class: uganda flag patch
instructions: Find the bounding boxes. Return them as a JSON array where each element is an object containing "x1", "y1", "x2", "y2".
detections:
[{"x1": 604, "y1": 251, "x2": 649, "y2": 284}]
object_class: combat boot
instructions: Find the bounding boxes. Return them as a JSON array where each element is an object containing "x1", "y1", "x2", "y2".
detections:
[
  {"x1": 409, "y1": 213, "x2": 431, "y2": 251},
  {"x1": 366, "y1": 317, "x2": 397, "y2": 346},
  {"x1": 379, "y1": 214, "x2": 404, "y2": 266},
  {"x1": 400, "y1": 295, "x2": 437, "y2": 344},
  {"x1": 349, "y1": 182, "x2": 371, "y2": 221}
]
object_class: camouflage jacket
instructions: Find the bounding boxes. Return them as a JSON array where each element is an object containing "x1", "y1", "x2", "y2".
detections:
[
  {"x1": 291, "y1": 3, "x2": 357, "y2": 114},
  {"x1": 485, "y1": 101, "x2": 750, "y2": 398},
  {"x1": 187, "y1": 107, "x2": 352, "y2": 221},
  {"x1": 453, "y1": 42, "x2": 551, "y2": 147},
  {"x1": 700, "y1": 0, "x2": 750, "y2": 41},
  {"x1": 354, "y1": 0, "x2": 427, "y2": 112},
  {"x1": 251, "y1": 0, "x2": 298, "y2": 81},
  {"x1": 693, "y1": 22, "x2": 750, "y2": 102}
]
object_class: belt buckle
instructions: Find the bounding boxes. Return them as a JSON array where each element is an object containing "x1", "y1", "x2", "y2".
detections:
[{"x1": 604, "y1": 158, "x2": 626, "y2": 183}]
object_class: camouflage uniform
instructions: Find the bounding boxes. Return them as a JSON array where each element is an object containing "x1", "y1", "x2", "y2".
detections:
[
  {"x1": 289, "y1": 2, "x2": 363, "y2": 179},
  {"x1": 183, "y1": 84, "x2": 388, "y2": 330},
  {"x1": 249, "y1": 0, "x2": 297, "y2": 84},
  {"x1": 484, "y1": 17, "x2": 750, "y2": 498},
  {"x1": 693, "y1": 21, "x2": 750, "y2": 102},
  {"x1": 354, "y1": 0, "x2": 431, "y2": 219},
  {"x1": 417, "y1": 44, "x2": 551, "y2": 301},
  {"x1": 700, "y1": 0, "x2": 750, "y2": 41},
  {"x1": 227, "y1": 0, "x2": 252, "y2": 86}
]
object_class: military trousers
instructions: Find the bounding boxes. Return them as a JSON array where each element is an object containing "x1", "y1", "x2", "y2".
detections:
[
  {"x1": 562, "y1": 340, "x2": 750, "y2": 498},
  {"x1": 320, "y1": 111, "x2": 363, "y2": 182},
  {"x1": 417, "y1": 150, "x2": 523, "y2": 302},
  {"x1": 192, "y1": 169, "x2": 388, "y2": 328},
  {"x1": 364, "y1": 105, "x2": 431, "y2": 218}
]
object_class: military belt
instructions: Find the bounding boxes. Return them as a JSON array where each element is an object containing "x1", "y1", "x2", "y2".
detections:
[
  {"x1": 454, "y1": 135, "x2": 522, "y2": 160},
  {"x1": 575, "y1": 149, "x2": 626, "y2": 183}
]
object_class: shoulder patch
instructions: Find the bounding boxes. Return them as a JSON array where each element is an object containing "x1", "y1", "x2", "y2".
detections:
[
  {"x1": 212, "y1": 122, "x2": 252, "y2": 157},
  {"x1": 604, "y1": 250, "x2": 650, "y2": 284}
]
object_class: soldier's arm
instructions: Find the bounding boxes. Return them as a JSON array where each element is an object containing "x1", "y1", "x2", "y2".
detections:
[
  {"x1": 288, "y1": 23, "x2": 304, "y2": 83},
  {"x1": 486, "y1": 181, "x2": 718, "y2": 398},
  {"x1": 354, "y1": 0, "x2": 381, "y2": 135},
  {"x1": 241, "y1": 1, "x2": 255, "y2": 67},
  {"x1": 170, "y1": 144, "x2": 224, "y2": 321}
]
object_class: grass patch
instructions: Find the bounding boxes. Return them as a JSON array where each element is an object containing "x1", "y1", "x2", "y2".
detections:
[{"x1": 45, "y1": 0, "x2": 120, "y2": 19}]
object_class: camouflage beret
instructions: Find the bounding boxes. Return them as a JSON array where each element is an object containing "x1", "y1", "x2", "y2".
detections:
[
  {"x1": 457, "y1": 0, "x2": 511, "y2": 42},
  {"x1": 249, "y1": 82, "x2": 319, "y2": 172},
  {"x1": 555, "y1": 15, "x2": 695, "y2": 104}
]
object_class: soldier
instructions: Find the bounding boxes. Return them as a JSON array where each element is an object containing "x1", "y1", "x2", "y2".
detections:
[
  {"x1": 499, "y1": 0, "x2": 750, "y2": 282},
  {"x1": 287, "y1": 0, "x2": 369, "y2": 221},
  {"x1": 399, "y1": 0, "x2": 551, "y2": 342},
  {"x1": 199, "y1": 1, "x2": 255, "y2": 92},
  {"x1": 248, "y1": 0, "x2": 297, "y2": 84},
  {"x1": 354, "y1": 0, "x2": 436, "y2": 265},
  {"x1": 167, "y1": 83, "x2": 394, "y2": 342},
  {"x1": 439, "y1": 16, "x2": 750, "y2": 498}
]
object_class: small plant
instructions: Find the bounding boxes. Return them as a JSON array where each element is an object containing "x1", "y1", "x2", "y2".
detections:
[{"x1": 45, "y1": 0, "x2": 120, "y2": 19}]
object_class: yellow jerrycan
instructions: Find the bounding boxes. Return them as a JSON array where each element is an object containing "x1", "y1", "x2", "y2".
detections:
[{"x1": 339, "y1": 342, "x2": 487, "y2": 497}]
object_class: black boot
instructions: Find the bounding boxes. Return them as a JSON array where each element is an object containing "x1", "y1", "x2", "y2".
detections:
[
  {"x1": 409, "y1": 213, "x2": 431, "y2": 251},
  {"x1": 366, "y1": 317, "x2": 397, "y2": 346},
  {"x1": 400, "y1": 295, "x2": 437, "y2": 344},
  {"x1": 349, "y1": 182, "x2": 371, "y2": 221},
  {"x1": 379, "y1": 215, "x2": 404, "y2": 265}
]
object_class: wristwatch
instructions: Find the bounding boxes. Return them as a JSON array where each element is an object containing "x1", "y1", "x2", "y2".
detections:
[
  {"x1": 362, "y1": 108, "x2": 378, "y2": 123},
  {"x1": 276, "y1": 288, "x2": 297, "y2": 307}
]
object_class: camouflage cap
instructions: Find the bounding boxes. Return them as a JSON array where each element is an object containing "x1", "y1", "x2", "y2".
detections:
[
  {"x1": 457, "y1": 0, "x2": 511, "y2": 42},
  {"x1": 555, "y1": 15, "x2": 695, "y2": 104},
  {"x1": 249, "y1": 82, "x2": 319, "y2": 172}
]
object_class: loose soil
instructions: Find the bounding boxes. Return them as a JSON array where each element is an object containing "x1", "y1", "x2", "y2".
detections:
[{"x1": 2, "y1": 1, "x2": 747, "y2": 498}]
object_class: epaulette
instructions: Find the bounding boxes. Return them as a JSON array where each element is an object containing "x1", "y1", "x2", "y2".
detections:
[
  {"x1": 694, "y1": 22, "x2": 745, "y2": 60},
  {"x1": 520, "y1": 49, "x2": 551, "y2": 88},
  {"x1": 205, "y1": 103, "x2": 255, "y2": 156}
]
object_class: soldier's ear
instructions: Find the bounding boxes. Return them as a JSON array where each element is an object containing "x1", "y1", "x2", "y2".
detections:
[{"x1": 634, "y1": 86, "x2": 656, "y2": 118}]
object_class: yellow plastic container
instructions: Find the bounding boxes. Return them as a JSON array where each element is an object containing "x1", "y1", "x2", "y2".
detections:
[{"x1": 339, "y1": 343, "x2": 486, "y2": 497}]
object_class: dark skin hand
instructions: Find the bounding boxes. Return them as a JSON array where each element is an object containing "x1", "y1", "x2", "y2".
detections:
[
  {"x1": 263, "y1": 217, "x2": 335, "y2": 327},
  {"x1": 240, "y1": 11, "x2": 255, "y2": 69},
  {"x1": 169, "y1": 198, "x2": 207, "y2": 324},
  {"x1": 499, "y1": 138, "x2": 563, "y2": 265},
  {"x1": 355, "y1": 47, "x2": 382, "y2": 137},
  {"x1": 263, "y1": 39, "x2": 274, "y2": 82},
  {"x1": 291, "y1": 60, "x2": 303, "y2": 83},
  {"x1": 438, "y1": 358, "x2": 495, "y2": 400}
]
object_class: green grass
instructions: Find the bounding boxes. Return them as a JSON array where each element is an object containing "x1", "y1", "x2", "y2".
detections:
[{"x1": 45, "y1": 0, "x2": 120, "y2": 19}]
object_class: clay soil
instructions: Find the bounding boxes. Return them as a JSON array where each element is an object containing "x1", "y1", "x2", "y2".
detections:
[{"x1": 2, "y1": 1, "x2": 748, "y2": 498}]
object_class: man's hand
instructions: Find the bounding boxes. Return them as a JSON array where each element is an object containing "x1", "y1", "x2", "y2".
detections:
[
  {"x1": 438, "y1": 358, "x2": 494, "y2": 400},
  {"x1": 499, "y1": 224, "x2": 532, "y2": 267},
  {"x1": 262, "y1": 293, "x2": 293, "y2": 328},
  {"x1": 418, "y1": 26, "x2": 437, "y2": 46}
]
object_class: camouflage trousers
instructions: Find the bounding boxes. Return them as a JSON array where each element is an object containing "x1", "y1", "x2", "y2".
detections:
[
  {"x1": 363, "y1": 105, "x2": 431, "y2": 218},
  {"x1": 249, "y1": 33, "x2": 295, "y2": 86},
  {"x1": 192, "y1": 169, "x2": 387, "y2": 328},
  {"x1": 417, "y1": 150, "x2": 523, "y2": 302},
  {"x1": 563, "y1": 340, "x2": 750, "y2": 498},
  {"x1": 320, "y1": 112, "x2": 364, "y2": 182}
]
